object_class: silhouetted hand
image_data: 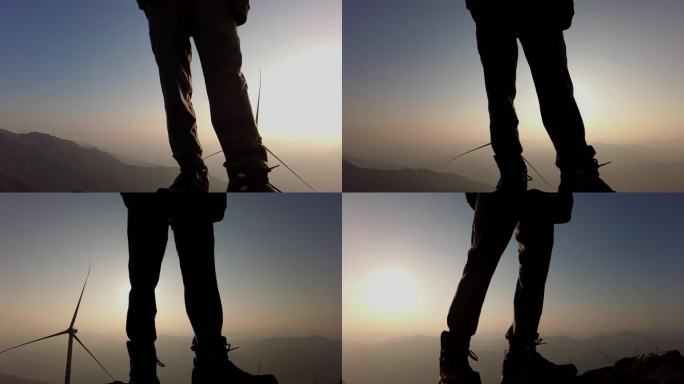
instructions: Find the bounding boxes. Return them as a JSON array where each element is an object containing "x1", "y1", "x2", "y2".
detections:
[
  {"x1": 557, "y1": 0, "x2": 575, "y2": 30},
  {"x1": 233, "y1": 0, "x2": 251, "y2": 26}
]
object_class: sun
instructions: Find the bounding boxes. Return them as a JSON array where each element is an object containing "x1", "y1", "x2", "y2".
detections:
[{"x1": 364, "y1": 268, "x2": 420, "y2": 314}]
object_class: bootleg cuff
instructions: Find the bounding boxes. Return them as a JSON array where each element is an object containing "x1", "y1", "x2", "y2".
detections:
[
  {"x1": 223, "y1": 146, "x2": 270, "y2": 175},
  {"x1": 556, "y1": 145, "x2": 597, "y2": 170}
]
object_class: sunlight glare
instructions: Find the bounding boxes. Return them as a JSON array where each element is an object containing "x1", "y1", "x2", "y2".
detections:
[
  {"x1": 364, "y1": 268, "x2": 420, "y2": 314},
  {"x1": 118, "y1": 281, "x2": 130, "y2": 311},
  {"x1": 254, "y1": 43, "x2": 342, "y2": 144}
]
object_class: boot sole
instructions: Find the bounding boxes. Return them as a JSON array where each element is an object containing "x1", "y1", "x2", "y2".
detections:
[
  {"x1": 501, "y1": 375, "x2": 577, "y2": 384},
  {"x1": 193, "y1": 370, "x2": 278, "y2": 384},
  {"x1": 439, "y1": 371, "x2": 481, "y2": 384},
  {"x1": 501, "y1": 375, "x2": 530, "y2": 384}
]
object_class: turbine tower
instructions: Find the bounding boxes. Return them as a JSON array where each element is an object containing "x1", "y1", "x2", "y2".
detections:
[{"x1": 0, "y1": 264, "x2": 116, "y2": 384}]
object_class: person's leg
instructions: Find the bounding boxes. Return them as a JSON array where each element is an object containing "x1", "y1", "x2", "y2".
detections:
[
  {"x1": 447, "y1": 194, "x2": 519, "y2": 336},
  {"x1": 501, "y1": 212, "x2": 577, "y2": 383},
  {"x1": 441, "y1": 194, "x2": 518, "y2": 383},
  {"x1": 519, "y1": 29, "x2": 587, "y2": 165},
  {"x1": 192, "y1": 0, "x2": 274, "y2": 191},
  {"x1": 125, "y1": 196, "x2": 170, "y2": 383},
  {"x1": 146, "y1": 1, "x2": 208, "y2": 191},
  {"x1": 519, "y1": 29, "x2": 612, "y2": 192},
  {"x1": 170, "y1": 211, "x2": 223, "y2": 345},
  {"x1": 475, "y1": 20, "x2": 528, "y2": 191},
  {"x1": 509, "y1": 218, "x2": 554, "y2": 343},
  {"x1": 170, "y1": 196, "x2": 278, "y2": 384}
]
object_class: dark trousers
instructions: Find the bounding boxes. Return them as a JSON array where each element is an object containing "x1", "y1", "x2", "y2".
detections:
[
  {"x1": 476, "y1": 18, "x2": 591, "y2": 169},
  {"x1": 126, "y1": 201, "x2": 223, "y2": 346},
  {"x1": 447, "y1": 194, "x2": 554, "y2": 343},
  {"x1": 145, "y1": 0, "x2": 267, "y2": 172}
]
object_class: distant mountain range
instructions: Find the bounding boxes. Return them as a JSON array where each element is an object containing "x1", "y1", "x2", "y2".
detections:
[
  {"x1": 0, "y1": 374, "x2": 52, "y2": 384},
  {"x1": 0, "y1": 129, "x2": 224, "y2": 192},
  {"x1": 343, "y1": 331, "x2": 684, "y2": 384},
  {"x1": 0, "y1": 334, "x2": 341, "y2": 384},
  {"x1": 343, "y1": 160, "x2": 493, "y2": 192},
  {"x1": 344, "y1": 140, "x2": 684, "y2": 192}
]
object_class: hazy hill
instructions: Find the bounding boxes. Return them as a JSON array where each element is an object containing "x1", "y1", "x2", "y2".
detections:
[
  {"x1": 344, "y1": 140, "x2": 684, "y2": 192},
  {"x1": 0, "y1": 129, "x2": 224, "y2": 192},
  {"x1": 342, "y1": 160, "x2": 493, "y2": 192},
  {"x1": 0, "y1": 173, "x2": 33, "y2": 191},
  {"x1": 343, "y1": 331, "x2": 684, "y2": 384},
  {"x1": 0, "y1": 334, "x2": 341, "y2": 384},
  {"x1": 0, "y1": 374, "x2": 52, "y2": 384}
]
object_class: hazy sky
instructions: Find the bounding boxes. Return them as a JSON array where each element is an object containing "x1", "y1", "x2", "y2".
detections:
[
  {"x1": 344, "y1": 0, "x2": 684, "y2": 166},
  {"x1": 0, "y1": 0, "x2": 342, "y2": 191},
  {"x1": 0, "y1": 194, "x2": 341, "y2": 341},
  {"x1": 343, "y1": 193, "x2": 684, "y2": 343}
]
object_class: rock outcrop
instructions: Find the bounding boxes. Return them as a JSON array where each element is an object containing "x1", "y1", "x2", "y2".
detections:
[{"x1": 581, "y1": 350, "x2": 684, "y2": 384}]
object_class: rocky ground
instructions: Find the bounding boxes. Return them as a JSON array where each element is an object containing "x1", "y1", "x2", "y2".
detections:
[{"x1": 580, "y1": 350, "x2": 684, "y2": 384}]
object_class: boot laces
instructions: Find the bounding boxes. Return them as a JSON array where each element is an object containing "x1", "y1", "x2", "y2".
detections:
[
  {"x1": 468, "y1": 350, "x2": 479, "y2": 361},
  {"x1": 231, "y1": 166, "x2": 281, "y2": 192}
]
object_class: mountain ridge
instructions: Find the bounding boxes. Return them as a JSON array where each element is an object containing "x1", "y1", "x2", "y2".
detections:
[
  {"x1": 0, "y1": 334, "x2": 341, "y2": 384},
  {"x1": 343, "y1": 160, "x2": 493, "y2": 192},
  {"x1": 0, "y1": 129, "x2": 225, "y2": 192}
]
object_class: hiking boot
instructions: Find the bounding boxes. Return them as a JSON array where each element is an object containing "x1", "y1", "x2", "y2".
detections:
[
  {"x1": 126, "y1": 341, "x2": 162, "y2": 384},
  {"x1": 500, "y1": 339, "x2": 577, "y2": 384},
  {"x1": 494, "y1": 155, "x2": 528, "y2": 193},
  {"x1": 191, "y1": 337, "x2": 278, "y2": 384},
  {"x1": 439, "y1": 331, "x2": 481, "y2": 384},
  {"x1": 559, "y1": 159, "x2": 614, "y2": 192},
  {"x1": 227, "y1": 169, "x2": 280, "y2": 192},
  {"x1": 559, "y1": 146, "x2": 614, "y2": 193},
  {"x1": 159, "y1": 165, "x2": 210, "y2": 193}
]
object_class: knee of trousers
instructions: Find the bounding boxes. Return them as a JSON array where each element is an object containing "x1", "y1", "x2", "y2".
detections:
[{"x1": 463, "y1": 252, "x2": 503, "y2": 276}]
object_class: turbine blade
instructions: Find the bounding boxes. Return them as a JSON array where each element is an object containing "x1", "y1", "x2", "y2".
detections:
[
  {"x1": 0, "y1": 330, "x2": 69, "y2": 354},
  {"x1": 447, "y1": 143, "x2": 492, "y2": 164},
  {"x1": 265, "y1": 146, "x2": 317, "y2": 192},
  {"x1": 521, "y1": 155, "x2": 553, "y2": 189},
  {"x1": 70, "y1": 263, "x2": 91, "y2": 329},
  {"x1": 73, "y1": 335, "x2": 116, "y2": 381},
  {"x1": 256, "y1": 69, "x2": 262, "y2": 125},
  {"x1": 254, "y1": 73, "x2": 315, "y2": 192},
  {"x1": 201, "y1": 71, "x2": 317, "y2": 192}
]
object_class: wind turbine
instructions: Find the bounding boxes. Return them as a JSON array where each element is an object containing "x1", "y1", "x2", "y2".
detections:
[{"x1": 0, "y1": 264, "x2": 116, "y2": 384}]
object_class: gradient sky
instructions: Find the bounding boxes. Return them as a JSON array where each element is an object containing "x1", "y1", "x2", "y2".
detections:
[
  {"x1": 0, "y1": 194, "x2": 341, "y2": 341},
  {"x1": 343, "y1": 193, "x2": 684, "y2": 343},
  {"x1": 344, "y1": 0, "x2": 684, "y2": 167},
  {"x1": 0, "y1": 0, "x2": 341, "y2": 191}
]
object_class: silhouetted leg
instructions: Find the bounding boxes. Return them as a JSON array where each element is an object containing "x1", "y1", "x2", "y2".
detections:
[
  {"x1": 126, "y1": 202, "x2": 170, "y2": 344},
  {"x1": 193, "y1": 0, "x2": 268, "y2": 174},
  {"x1": 146, "y1": 1, "x2": 204, "y2": 169},
  {"x1": 475, "y1": 22, "x2": 522, "y2": 159},
  {"x1": 447, "y1": 194, "x2": 519, "y2": 337},
  {"x1": 507, "y1": 216, "x2": 554, "y2": 343},
  {"x1": 519, "y1": 29, "x2": 591, "y2": 169},
  {"x1": 171, "y1": 212, "x2": 223, "y2": 346}
]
